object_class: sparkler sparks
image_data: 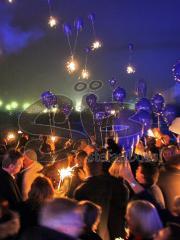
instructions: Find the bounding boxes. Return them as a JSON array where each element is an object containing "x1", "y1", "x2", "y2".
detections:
[
  {"x1": 91, "y1": 40, "x2": 102, "y2": 51},
  {"x1": 126, "y1": 64, "x2": 136, "y2": 74}
]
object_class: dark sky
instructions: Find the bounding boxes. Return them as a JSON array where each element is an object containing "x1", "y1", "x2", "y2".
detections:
[{"x1": 0, "y1": 0, "x2": 180, "y2": 107}]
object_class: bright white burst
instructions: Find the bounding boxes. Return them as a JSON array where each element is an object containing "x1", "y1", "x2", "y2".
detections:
[
  {"x1": 81, "y1": 69, "x2": 90, "y2": 79},
  {"x1": 147, "y1": 129, "x2": 155, "y2": 137},
  {"x1": 7, "y1": 132, "x2": 16, "y2": 141},
  {"x1": 126, "y1": 64, "x2": 136, "y2": 74},
  {"x1": 8, "y1": 0, "x2": 14, "y2": 3},
  {"x1": 50, "y1": 136, "x2": 57, "y2": 142},
  {"x1": 91, "y1": 40, "x2": 102, "y2": 51},
  {"x1": 48, "y1": 16, "x2": 57, "y2": 28},
  {"x1": 66, "y1": 58, "x2": 77, "y2": 74}
]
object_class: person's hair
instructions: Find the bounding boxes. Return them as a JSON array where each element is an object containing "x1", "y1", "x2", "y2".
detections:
[
  {"x1": 2, "y1": 149, "x2": 22, "y2": 169},
  {"x1": 139, "y1": 162, "x2": 159, "y2": 185},
  {"x1": 126, "y1": 200, "x2": 163, "y2": 238},
  {"x1": 28, "y1": 177, "x2": 54, "y2": 203},
  {"x1": 79, "y1": 200, "x2": 101, "y2": 231},
  {"x1": 24, "y1": 149, "x2": 37, "y2": 162},
  {"x1": 39, "y1": 198, "x2": 83, "y2": 237},
  {"x1": 76, "y1": 150, "x2": 88, "y2": 165},
  {"x1": 86, "y1": 152, "x2": 103, "y2": 176}
]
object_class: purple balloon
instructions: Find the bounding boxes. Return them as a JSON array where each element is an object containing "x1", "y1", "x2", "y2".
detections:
[
  {"x1": 113, "y1": 87, "x2": 126, "y2": 103},
  {"x1": 63, "y1": 23, "x2": 72, "y2": 36},
  {"x1": 151, "y1": 93, "x2": 165, "y2": 112},
  {"x1": 136, "y1": 110, "x2": 151, "y2": 127},
  {"x1": 41, "y1": 91, "x2": 57, "y2": 109},
  {"x1": 136, "y1": 79, "x2": 147, "y2": 98},
  {"x1": 86, "y1": 94, "x2": 97, "y2": 108},
  {"x1": 74, "y1": 17, "x2": 83, "y2": 31},
  {"x1": 88, "y1": 13, "x2": 95, "y2": 23},
  {"x1": 135, "y1": 98, "x2": 152, "y2": 113},
  {"x1": 108, "y1": 77, "x2": 117, "y2": 87},
  {"x1": 163, "y1": 105, "x2": 176, "y2": 125},
  {"x1": 62, "y1": 104, "x2": 72, "y2": 116},
  {"x1": 172, "y1": 60, "x2": 180, "y2": 83}
]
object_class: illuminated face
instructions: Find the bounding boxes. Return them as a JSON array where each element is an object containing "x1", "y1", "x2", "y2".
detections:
[{"x1": 10, "y1": 157, "x2": 23, "y2": 175}]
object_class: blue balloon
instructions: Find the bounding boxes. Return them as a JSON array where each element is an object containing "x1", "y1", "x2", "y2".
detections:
[
  {"x1": 113, "y1": 87, "x2": 126, "y2": 103},
  {"x1": 62, "y1": 104, "x2": 72, "y2": 116},
  {"x1": 163, "y1": 105, "x2": 176, "y2": 125},
  {"x1": 108, "y1": 77, "x2": 117, "y2": 87},
  {"x1": 135, "y1": 98, "x2": 152, "y2": 113},
  {"x1": 63, "y1": 23, "x2": 72, "y2": 36},
  {"x1": 136, "y1": 79, "x2": 147, "y2": 98},
  {"x1": 74, "y1": 17, "x2": 84, "y2": 31},
  {"x1": 136, "y1": 110, "x2": 151, "y2": 128},
  {"x1": 88, "y1": 13, "x2": 95, "y2": 23},
  {"x1": 86, "y1": 94, "x2": 97, "y2": 108},
  {"x1": 41, "y1": 91, "x2": 57, "y2": 109},
  {"x1": 151, "y1": 93, "x2": 165, "y2": 112},
  {"x1": 172, "y1": 60, "x2": 180, "y2": 83}
]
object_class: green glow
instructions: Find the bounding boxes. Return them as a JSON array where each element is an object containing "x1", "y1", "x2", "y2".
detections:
[
  {"x1": 6, "y1": 104, "x2": 12, "y2": 111},
  {"x1": 0, "y1": 100, "x2": 3, "y2": 107},
  {"x1": 22, "y1": 102, "x2": 30, "y2": 110},
  {"x1": 11, "y1": 101, "x2": 18, "y2": 109}
]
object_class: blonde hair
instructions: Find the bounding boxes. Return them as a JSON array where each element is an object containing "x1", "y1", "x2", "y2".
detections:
[{"x1": 126, "y1": 200, "x2": 163, "y2": 238}]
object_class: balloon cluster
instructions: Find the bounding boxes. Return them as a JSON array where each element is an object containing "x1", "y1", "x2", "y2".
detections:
[{"x1": 41, "y1": 91, "x2": 57, "y2": 109}]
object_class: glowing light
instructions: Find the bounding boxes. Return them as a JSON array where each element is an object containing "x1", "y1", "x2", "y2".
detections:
[
  {"x1": 8, "y1": 0, "x2": 14, "y2": 3},
  {"x1": 66, "y1": 57, "x2": 77, "y2": 74},
  {"x1": 0, "y1": 100, "x2": 3, "y2": 107},
  {"x1": 7, "y1": 132, "x2": 16, "y2": 142},
  {"x1": 11, "y1": 101, "x2": 18, "y2": 109},
  {"x1": 126, "y1": 64, "x2": 136, "y2": 74},
  {"x1": 52, "y1": 107, "x2": 58, "y2": 113},
  {"x1": 58, "y1": 164, "x2": 78, "y2": 190},
  {"x1": 48, "y1": 16, "x2": 57, "y2": 28},
  {"x1": 43, "y1": 108, "x2": 48, "y2": 113},
  {"x1": 6, "y1": 104, "x2": 12, "y2": 111},
  {"x1": 91, "y1": 40, "x2": 102, "y2": 51},
  {"x1": 81, "y1": 69, "x2": 90, "y2": 79},
  {"x1": 110, "y1": 110, "x2": 116, "y2": 115},
  {"x1": 22, "y1": 102, "x2": 30, "y2": 110},
  {"x1": 147, "y1": 129, "x2": 155, "y2": 137},
  {"x1": 50, "y1": 136, "x2": 57, "y2": 142},
  {"x1": 18, "y1": 130, "x2": 23, "y2": 134}
]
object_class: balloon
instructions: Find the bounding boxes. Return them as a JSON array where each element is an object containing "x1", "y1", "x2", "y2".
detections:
[
  {"x1": 63, "y1": 23, "x2": 72, "y2": 36},
  {"x1": 95, "y1": 111, "x2": 106, "y2": 122},
  {"x1": 113, "y1": 87, "x2": 126, "y2": 103},
  {"x1": 135, "y1": 98, "x2": 152, "y2": 113},
  {"x1": 62, "y1": 104, "x2": 72, "y2": 116},
  {"x1": 172, "y1": 60, "x2": 180, "y2": 83},
  {"x1": 108, "y1": 77, "x2": 117, "y2": 87},
  {"x1": 136, "y1": 79, "x2": 147, "y2": 98},
  {"x1": 74, "y1": 17, "x2": 83, "y2": 31},
  {"x1": 151, "y1": 93, "x2": 165, "y2": 112},
  {"x1": 128, "y1": 43, "x2": 134, "y2": 52},
  {"x1": 88, "y1": 13, "x2": 95, "y2": 23},
  {"x1": 41, "y1": 91, "x2": 57, "y2": 109},
  {"x1": 137, "y1": 110, "x2": 151, "y2": 127},
  {"x1": 86, "y1": 94, "x2": 97, "y2": 108},
  {"x1": 163, "y1": 105, "x2": 176, "y2": 125}
]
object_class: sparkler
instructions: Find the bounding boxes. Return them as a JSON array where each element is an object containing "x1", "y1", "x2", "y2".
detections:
[
  {"x1": 81, "y1": 69, "x2": 90, "y2": 79},
  {"x1": 7, "y1": 132, "x2": 16, "y2": 142},
  {"x1": 48, "y1": 16, "x2": 57, "y2": 28},
  {"x1": 66, "y1": 57, "x2": 78, "y2": 74},
  {"x1": 126, "y1": 64, "x2": 136, "y2": 74},
  {"x1": 91, "y1": 40, "x2": 102, "y2": 51}
]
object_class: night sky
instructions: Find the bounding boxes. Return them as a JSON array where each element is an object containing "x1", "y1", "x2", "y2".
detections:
[{"x1": 0, "y1": 0, "x2": 180, "y2": 108}]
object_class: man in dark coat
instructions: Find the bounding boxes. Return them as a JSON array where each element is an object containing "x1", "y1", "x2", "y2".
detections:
[
  {"x1": 0, "y1": 150, "x2": 23, "y2": 210},
  {"x1": 74, "y1": 153, "x2": 129, "y2": 240}
]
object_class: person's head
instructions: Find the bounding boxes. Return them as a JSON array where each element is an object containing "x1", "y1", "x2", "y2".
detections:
[
  {"x1": 84, "y1": 152, "x2": 103, "y2": 177},
  {"x1": 28, "y1": 176, "x2": 54, "y2": 203},
  {"x1": 75, "y1": 150, "x2": 88, "y2": 167},
  {"x1": 2, "y1": 149, "x2": 23, "y2": 175},
  {"x1": 23, "y1": 149, "x2": 37, "y2": 168},
  {"x1": 79, "y1": 200, "x2": 101, "y2": 232},
  {"x1": 126, "y1": 200, "x2": 163, "y2": 239},
  {"x1": 154, "y1": 223, "x2": 180, "y2": 240},
  {"x1": 165, "y1": 154, "x2": 180, "y2": 170},
  {"x1": 79, "y1": 140, "x2": 88, "y2": 150},
  {"x1": 136, "y1": 162, "x2": 159, "y2": 186},
  {"x1": 39, "y1": 198, "x2": 84, "y2": 238},
  {"x1": 172, "y1": 196, "x2": 180, "y2": 216},
  {"x1": 161, "y1": 145, "x2": 178, "y2": 162}
]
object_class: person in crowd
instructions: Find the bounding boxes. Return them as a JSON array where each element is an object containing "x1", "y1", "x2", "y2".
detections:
[
  {"x1": 126, "y1": 200, "x2": 163, "y2": 240},
  {"x1": 160, "y1": 145, "x2": 178, "y2": 163},
  {"x1": 67, "y1": 151, "x2": 76, "y2": 167},
  {"x1": 79, "y1": 200, "x2": 102, "y2": 240},
  {"x1": 0, "y1": 150, "x2": 23, "y2": 209},
  {"x1": 0, "y1": 199, "x2": 20, "y2": 240},
  {"x1": 19, "y1": 198, "x2": 84, "y2": 240},
  {"x1": 78, "y1": 140, "x2": 95, "y2": 155},
  {"x1": 74, "y1": 152, "x2": 129, "y2": 240},
  {"x1": 39, "y1": 136, "x2": 51, "y2": 154},
  {"x1": 158, "y1": 154, "x2": 180, "y2": 211},
  {"x1": 17, "y1": 149, "x2": 43, "y2": 201},
  {"x1": 154, "y1": 223, "x2": 180, "y2": 240},
  {"x1": 18, "y1": 176, "x2": 54, "y2": 230}
]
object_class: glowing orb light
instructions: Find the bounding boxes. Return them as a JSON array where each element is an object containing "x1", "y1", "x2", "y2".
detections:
[
  {"x1": 0, "y1": 100, "x2": 3, "y2": 107},
  {"x1": 66, "y1": 58, "x2": 77, "y2": 74},
  {"x1": 126, "y1": 64, "x2": 136, "y2": 74},
  {"x1": 6, "y1": 104, "x2": 12, "y2": 111},
  {"x1": 52, "y1": 107, "x2": 58, "y2": 113},
  {"x1": 50, "y1": 136, "x2": 57, "y2": 142},
  {"x1": 11, "y1": 101, "x2": 18, "y2": 109},
  {"x1": 91, "y1": 40, "x2": 102, "y2": 51},
  {"x1": 18, "y1": 130, "x2": 23, "y2": 134},
  {"x1": 43, "y1": 108, "x2": 48, "y2": 113},
  {"x1": 147, "y1": 129, "x2": 155, "y2": 138},
  {"x1": 7, "y1": 132, "x2": 16, "y2": 142},
  {"x1": 8, "y1": 0, "x2": 14, "y2": 3},
  {"x1": 81, "y1": 69, "x2": 90, "y2": 79},
  {"x1": 48, "y1": 16, "x2": 57, "y2": 28}
]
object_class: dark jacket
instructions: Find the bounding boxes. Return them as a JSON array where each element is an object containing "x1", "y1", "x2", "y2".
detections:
[
  {"x1": 0, "y1": 169, "x2": 22, "y2": 210},
  {"x1": 18, "y1": 226, "x2": 79, "y2": 240},
  {"x1": 74, "y1": 175, "x2": 129, "y2": 240}
]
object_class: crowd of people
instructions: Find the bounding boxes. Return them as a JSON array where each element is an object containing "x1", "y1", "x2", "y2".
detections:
[{"x1": 0, "y1": 123, "x2": 179, "y2": 240}]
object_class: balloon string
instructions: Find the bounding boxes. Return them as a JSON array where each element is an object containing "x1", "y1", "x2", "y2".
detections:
[
  {"x1": 68, "y1": 119, "x2": 72, "y2": 139},
  {"x1": 91, "y1": 21, "x2": 96, "y2": 39},
  {"x1": 66, "y1": 35, "x2": 73, "y2": 57},
  {"x1": 47, "y1": 0, "x2": 52, "y2": 16},
  {"x1": 73, "y1": 29, "x2": 79, "y2": 56},
  {"x1": 48, "y1": 111, "x2": 53, "y2": 136}
]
